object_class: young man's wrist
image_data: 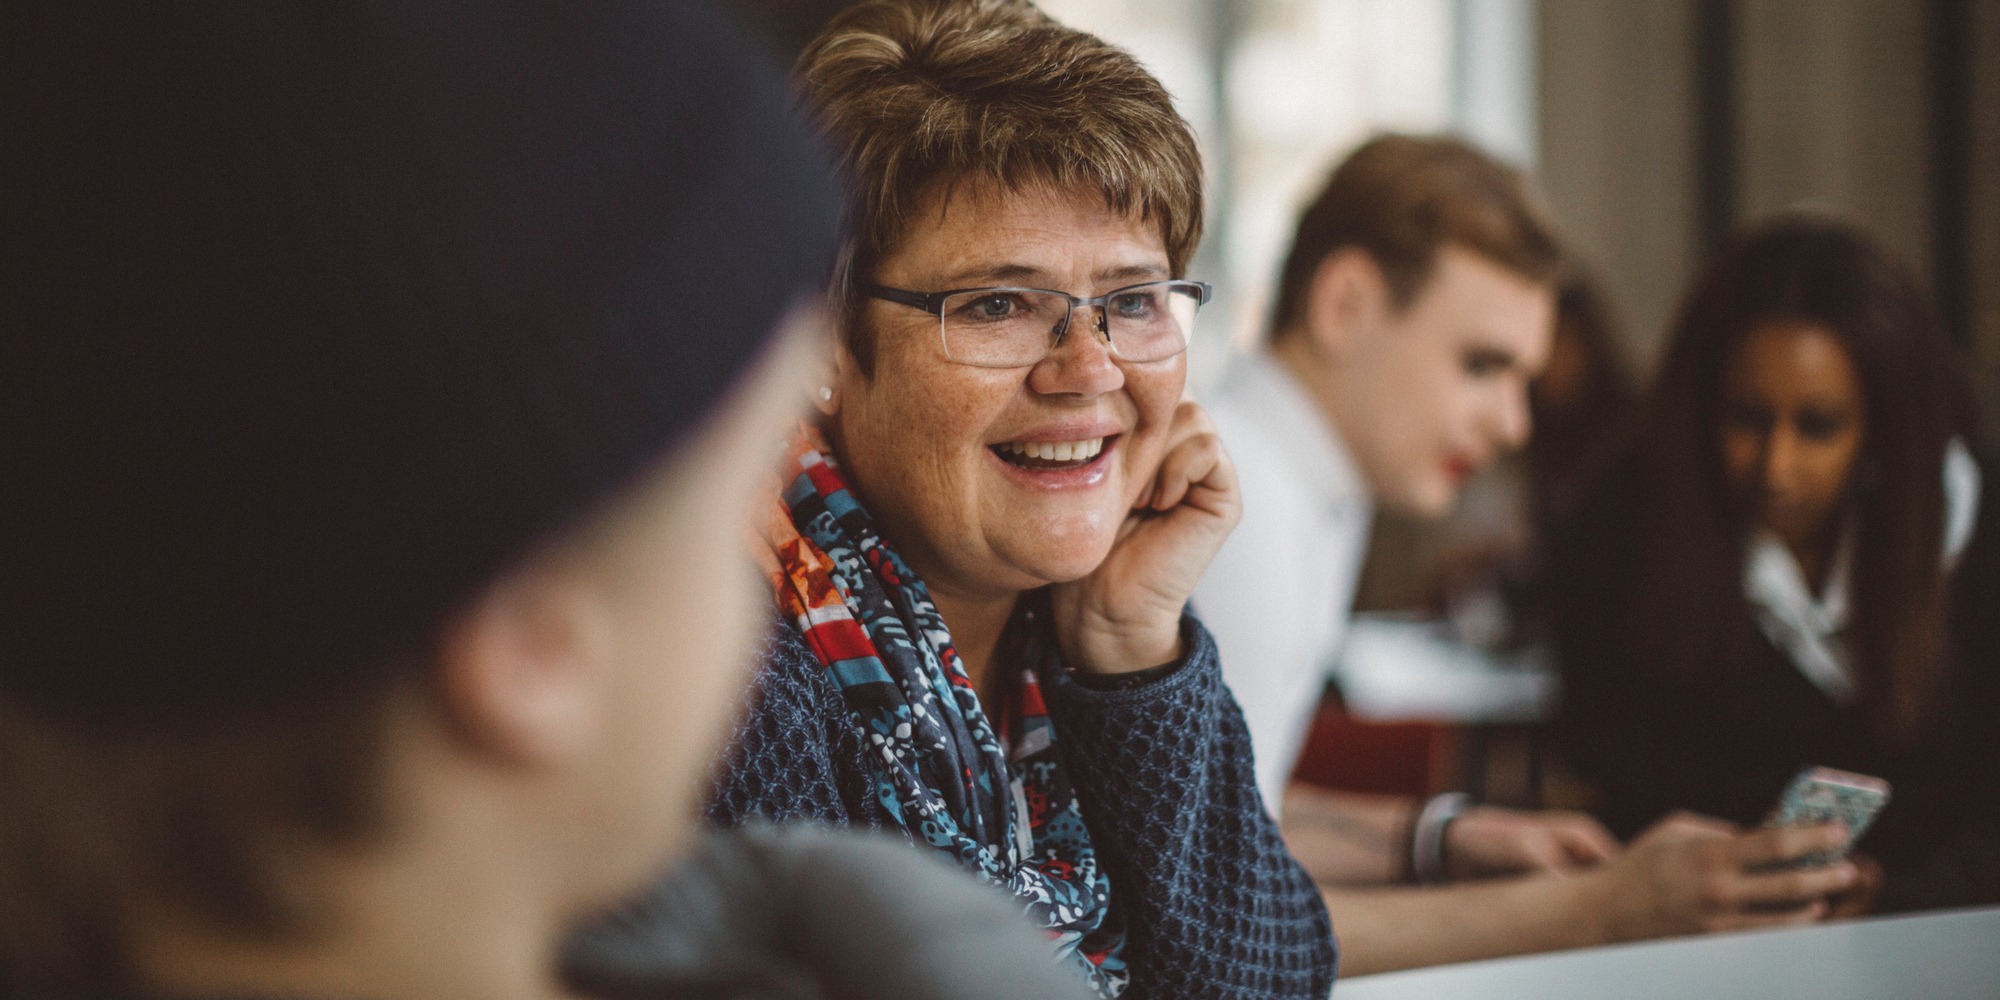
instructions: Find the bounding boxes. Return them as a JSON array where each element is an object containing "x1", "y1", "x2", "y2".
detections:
[{"x1": 1409, "y1": 792, "x2": 1473, "y2": 884}]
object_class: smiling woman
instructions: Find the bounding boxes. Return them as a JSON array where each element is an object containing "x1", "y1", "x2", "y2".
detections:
[
  {"x1": 564, "y1": 2, "x2": 1337, "y2": 999},
  {"x1": 830, "y1": 182, "x2": 1203, "y2": 633}
]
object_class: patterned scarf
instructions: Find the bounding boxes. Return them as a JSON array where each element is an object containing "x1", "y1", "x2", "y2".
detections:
[{"x1": 759, "y1": 424, "x2": 1128, "y2": 996}]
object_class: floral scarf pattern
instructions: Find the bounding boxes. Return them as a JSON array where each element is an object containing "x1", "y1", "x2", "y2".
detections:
[{"x1": 759, "y1": 424, "x2": 1128, "y2": 995}]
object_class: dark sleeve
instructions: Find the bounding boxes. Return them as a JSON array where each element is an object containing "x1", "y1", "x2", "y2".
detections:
[
  {"x1": 1542, "y1": 452, "x2": 1728, "y2": 837},
  {"x1": 1548, "y1": 606, "x2": 1712, "y2": 837},
  {"x1": 706, "y1": 620, "x2": 877, "y2": 828},
  {"x1": 1879, "y1": 499, "x2": 2000, "y2": 913},
  {"x1": 1876, "y1": 811, "x2": 2000, "y2": 913},
  {"x1": 1875, "y1": 681, "x2": 2000, "y2": 913},
  {"x1": 1038, "y1": 615, "x2": 1338, "y2": 1000}
]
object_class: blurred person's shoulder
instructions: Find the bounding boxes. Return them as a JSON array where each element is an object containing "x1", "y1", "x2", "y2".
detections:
[
  {"x1": 569, "y1": 826, "x2": 1094, "y2": 1000},
  {"x1": 1205, "y1": 351, "x2": 1366, "y2": 521}
]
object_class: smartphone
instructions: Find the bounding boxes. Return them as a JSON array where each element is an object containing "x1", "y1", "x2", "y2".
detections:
[{"x1": 1763, "y1": 765, "x2": 1892, "y2": 868}]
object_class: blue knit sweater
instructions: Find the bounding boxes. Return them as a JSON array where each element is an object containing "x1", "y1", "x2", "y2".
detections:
[{"x1": 702, "y1": 607, "x2": 1338, "y2": 999}]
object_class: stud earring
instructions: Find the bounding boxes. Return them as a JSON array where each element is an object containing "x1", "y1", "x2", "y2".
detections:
[{"x1": 818, "y1": 385, "x2": 834, "y2": 403}]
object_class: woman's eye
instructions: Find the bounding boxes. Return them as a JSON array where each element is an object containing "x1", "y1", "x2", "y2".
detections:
[
  {"x1": 1110, "y1": 290, "x2": 1158, "y2": 319},
  {"x1": 959, "y1": 294, "x2": 1019, "y2": 322},
  {"x1": 1795, "y1": 410, "x2": 1850, "y2": 441}
]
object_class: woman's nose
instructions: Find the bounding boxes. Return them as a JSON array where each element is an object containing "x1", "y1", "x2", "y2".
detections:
[
  {"x1": 1760, "y1": 430, "x2": 1799, "y2": 490},
  {"x1": 1028, "y1": 309, "x2": 1124, "y2": 396}
]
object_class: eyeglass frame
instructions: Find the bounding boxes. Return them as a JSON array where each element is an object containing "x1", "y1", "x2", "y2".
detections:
[{"x1": 860, "y1": 278, "x2": 1214, "y2": 368}]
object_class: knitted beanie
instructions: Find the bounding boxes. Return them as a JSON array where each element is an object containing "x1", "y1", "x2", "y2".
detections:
[{"x1": 0, "y1": 2, "x2": 838, "y2": 727}]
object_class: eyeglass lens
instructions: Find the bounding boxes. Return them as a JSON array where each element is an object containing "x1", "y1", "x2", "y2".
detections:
[{"x1": 937, "y1": 282, "x2": 1201, "y2": 368}]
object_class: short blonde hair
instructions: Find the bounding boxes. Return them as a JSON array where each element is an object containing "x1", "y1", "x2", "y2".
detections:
[{"x1": 796, "y1": 0, "x2": 1204, "y2": 368}]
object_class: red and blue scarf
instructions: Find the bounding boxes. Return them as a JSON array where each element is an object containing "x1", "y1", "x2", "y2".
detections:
[{"x1": 759, "y1": 424, "x2": 1128, "y2": 995}]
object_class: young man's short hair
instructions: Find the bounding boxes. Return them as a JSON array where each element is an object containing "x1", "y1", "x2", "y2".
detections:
[{"x1": 1268, "y1": 134, "x2": 1563, "y2": 340}]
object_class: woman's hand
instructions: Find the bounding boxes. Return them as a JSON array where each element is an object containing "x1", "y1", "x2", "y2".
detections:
[
  {"x1": 1050, "y1": 400, "x2": 1240, "y2": 673},
  {"x1": 1582, "y1": 812, "x2": 1859, "y2": 942},
  {"x1": 1445, "y1": 806, "x2": 1623, "y2": 879},
  {"x1": 1826, "y1": 852, "x2": 1882, "y2": 919}
]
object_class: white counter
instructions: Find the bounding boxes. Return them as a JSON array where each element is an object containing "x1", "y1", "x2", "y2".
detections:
[{"x1": 1333, "y1": 906, "x2": 2000, "y2": 999}]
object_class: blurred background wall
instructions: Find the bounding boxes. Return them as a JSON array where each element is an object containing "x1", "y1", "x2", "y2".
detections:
[
  {"x1": 1542, "y1": 0, "x2": 2000, "y2": 395},
  {"x1": 739, "y1": 0, "x2": 2000, "y2": 403}
]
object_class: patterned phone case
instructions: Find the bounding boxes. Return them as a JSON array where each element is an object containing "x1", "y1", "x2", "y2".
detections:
[{"x1": 1764, "y1": 765, "x2": 1892, "y2": 868}]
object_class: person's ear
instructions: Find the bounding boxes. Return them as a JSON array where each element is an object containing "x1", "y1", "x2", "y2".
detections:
[
  {"x1": 818, "y1": 324, "x2": 863, "y2": 417},
  {"x1": 1303, "y1": 248, "x2": 1391, "y2": 363},
  {"x1": 433, "y1": 554, "x2": 611, "y2": 768}
]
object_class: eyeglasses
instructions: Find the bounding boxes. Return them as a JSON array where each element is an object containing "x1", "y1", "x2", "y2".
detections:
[{"x1": 862, "y1": 279, "x2": 1213, "y2": 369}]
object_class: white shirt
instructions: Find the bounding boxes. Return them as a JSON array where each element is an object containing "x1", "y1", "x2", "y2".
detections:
[
  {"x1": 1193, "y1": 352, "x2": 1374, "y2": 809},
  {"x1": 1744, "y1": 437, "x2": 1984, "y2": 704}
]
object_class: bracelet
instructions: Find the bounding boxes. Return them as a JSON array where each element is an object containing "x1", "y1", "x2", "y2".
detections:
[{"x1": 1410, "y1": 792, "x2": 1473, "y2": 885}]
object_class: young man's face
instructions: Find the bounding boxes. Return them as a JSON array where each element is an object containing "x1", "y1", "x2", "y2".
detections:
[{"x1": 1319, "y1": 245, "x2": 1555, "y2": 518}]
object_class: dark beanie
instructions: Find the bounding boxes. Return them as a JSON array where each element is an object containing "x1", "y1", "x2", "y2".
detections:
[{"x1": 0, "y1": 2, "x2": 839, "y2": 727}]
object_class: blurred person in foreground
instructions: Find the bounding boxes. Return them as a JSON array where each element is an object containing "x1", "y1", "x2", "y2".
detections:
[
  {"x1": 0, "y1": 4, "x2": 1092, "y2": 999},
  {"x1": 1551, "y1": 215, "x2": 2000, "y2": 914},
  {"x1": 1193, "y1": 136, "x2": 1863, "y2": 975},
  {"x1": 573, "y1": 2, "x2": 1334, "y2": 997}
]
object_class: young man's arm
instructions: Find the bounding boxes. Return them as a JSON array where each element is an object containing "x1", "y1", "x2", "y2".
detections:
[
  {"x1": 1324, "y1": 813, "x2": 1862, "y2": 975},
  {"x1": 1283, "y1": 784, "x2": 1620, "y2": 885}
]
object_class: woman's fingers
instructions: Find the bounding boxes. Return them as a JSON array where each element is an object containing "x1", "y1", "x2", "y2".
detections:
[
  {"x1": 1731, "y1": 822, "x2": 1849, "y2": 870},
  {"x1": 1142, "y1": 401, "x2": 1237, "y2": 515},
  {"x1": 1052, "y1": 403, "x2": 1239, "y2": 675},
  {"x1": 1827, "y1": 854, "x2": 1883, "y2": 919},
  {"x1": 1727, "y1": 859, "x2": 1861, "y2": 908},
  {"x1": 1148, "y1": 430, "x2": 1227, "y2": 511},
  {"x1": 1639, "y1": 811, "x2": 1739, "y2": 844}
]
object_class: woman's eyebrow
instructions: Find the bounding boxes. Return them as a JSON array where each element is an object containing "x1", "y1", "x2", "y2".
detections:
[
  {"x1": 932, "y1": 260, "x2": 1170, "y2": 288},
  {"x1": 935, "y1": 262, "x2": 1047, "y2": 287},
  {"x1": 1098, "y1": 262, "x2": 1170, "y2": 283}
]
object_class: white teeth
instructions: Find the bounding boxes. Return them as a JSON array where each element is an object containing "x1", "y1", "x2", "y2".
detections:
[{"x1": 1001, "y1": 437, "x2": 1105, "y2": 463}]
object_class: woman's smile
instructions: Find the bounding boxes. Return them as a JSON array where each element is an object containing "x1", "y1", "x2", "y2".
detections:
[
  {"x1": 988, "y1": 417, "x2": 1125, "y2": 490},
  {"x1": 994, "y1": 435, "x2": 1108, "y2": 467}
]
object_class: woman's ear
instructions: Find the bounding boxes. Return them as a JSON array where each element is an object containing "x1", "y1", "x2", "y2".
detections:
[
  {"x1": 813, "y1": 310, "x2": 854, "y2": 418},
  {"x1": 1303, "y1": 247, "x2": 1390, "y2": 363},
  {"x1": 433, "y1": 555, "x2": 610, "y2": 769}
]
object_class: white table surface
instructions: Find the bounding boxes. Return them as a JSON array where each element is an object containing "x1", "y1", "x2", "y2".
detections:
[
  {"x1": 1332, "y1": 906, "x2": 2000, "y2": 999},
  {"x1": 1335, "y1": 615, "x2": 1557, "y2": 724}
]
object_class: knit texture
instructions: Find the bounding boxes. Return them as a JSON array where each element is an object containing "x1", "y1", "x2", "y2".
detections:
[{"x1": 696, "y1": 609, "x2": 1338, "y2": 999}]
